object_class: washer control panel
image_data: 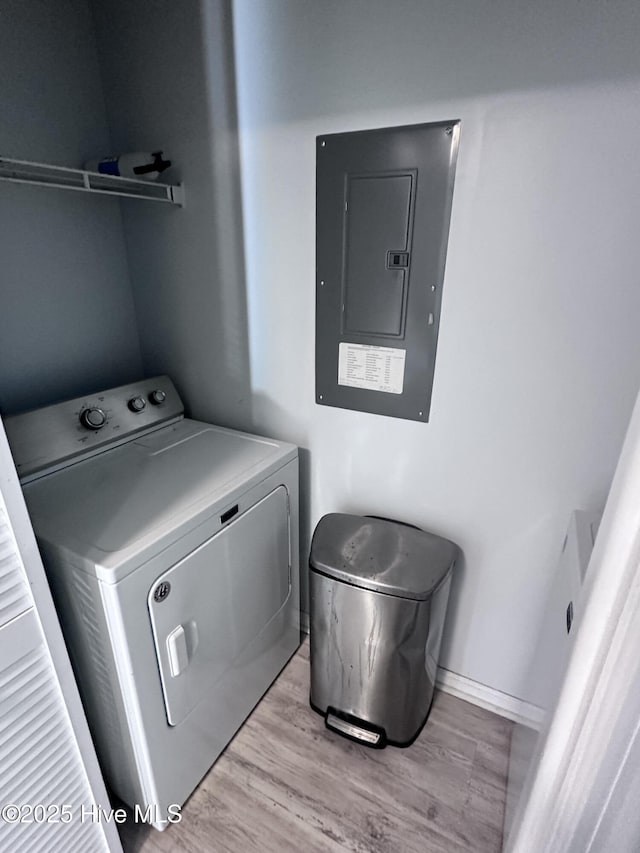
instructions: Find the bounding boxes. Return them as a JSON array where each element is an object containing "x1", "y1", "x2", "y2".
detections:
[{"x1": 5, "y1": 376, "x2": 183, "y2": 480}]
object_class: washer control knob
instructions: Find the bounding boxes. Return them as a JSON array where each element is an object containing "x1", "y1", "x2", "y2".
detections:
[
  {"x1": 149, "y1": 389, "x2": 166, "y2": 406},
  {"x1": 80, "y1": 407, "x2": 106, "y2": 430},
  {"x1": 128, "y1": 396, "x2": 146, "y2": 413}
]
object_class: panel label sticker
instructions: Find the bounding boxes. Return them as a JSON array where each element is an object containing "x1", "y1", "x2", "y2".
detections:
[{"x1": 338, "y1": 343, "x2": 406, "y2": 394}]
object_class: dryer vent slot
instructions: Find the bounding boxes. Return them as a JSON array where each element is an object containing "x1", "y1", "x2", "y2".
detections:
[{"x1": 220, "y1": 504, "x2": 239, "y2": 525}]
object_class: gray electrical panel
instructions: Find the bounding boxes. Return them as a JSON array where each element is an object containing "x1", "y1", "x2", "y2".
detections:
[{"x1": 316, "y1": 121, "x2": 460, "y2": 422}]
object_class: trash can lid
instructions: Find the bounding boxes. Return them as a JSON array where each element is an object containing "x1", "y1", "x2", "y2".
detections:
[{"x1": 310, "y1": 513, "x2": 458, "y2": 601}]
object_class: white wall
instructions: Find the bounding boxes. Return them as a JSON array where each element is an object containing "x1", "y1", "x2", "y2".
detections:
[
  {"x1": 92, "y1": 0, "x2": 252, "y2": 431},
  {"x1": 0, "y1": 0, "x2": 142, "y2": 414},
  {"x1": 232, "y1": 0, "x2": 640, "y2": 700}
]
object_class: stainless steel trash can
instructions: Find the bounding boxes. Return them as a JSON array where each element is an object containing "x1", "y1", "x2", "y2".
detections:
[{"x1": 309, "y1": 513, "x2": 458, "y2": 748}]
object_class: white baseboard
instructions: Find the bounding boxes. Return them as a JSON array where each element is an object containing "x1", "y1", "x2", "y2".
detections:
[{"x1": 436, "y1": 666, "x2": 543, "y2": 727}]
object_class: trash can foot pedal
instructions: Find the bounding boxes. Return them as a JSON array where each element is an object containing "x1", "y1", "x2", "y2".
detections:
[{"x1": 325, "y1": 708, "x2": 387, "y2": 748}]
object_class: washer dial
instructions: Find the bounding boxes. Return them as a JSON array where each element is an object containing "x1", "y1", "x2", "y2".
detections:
[
  {"x1": 79, "y1": 407, "x2": 106, "y2": 430},
  {"x1": 128, "y1": 396, "x2": 147, "y2": 413}
]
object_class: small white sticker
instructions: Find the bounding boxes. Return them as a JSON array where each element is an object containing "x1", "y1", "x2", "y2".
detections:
[{"x1": 338, "y1": 343, "x2": 406, "y2": 395}]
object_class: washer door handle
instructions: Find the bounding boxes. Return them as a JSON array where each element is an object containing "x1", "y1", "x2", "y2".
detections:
[{"x1": 166, "y1": 625, "x2": 189, "y2": 677}]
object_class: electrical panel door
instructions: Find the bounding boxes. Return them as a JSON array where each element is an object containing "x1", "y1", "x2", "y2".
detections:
[{"x1": 316, "y1": 121, "x2": 460, "y2": 422}]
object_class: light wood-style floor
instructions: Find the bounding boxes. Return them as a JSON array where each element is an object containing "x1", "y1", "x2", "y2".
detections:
[{"x1": 119, "y1": 641, "x2": 512, "y2": 853}]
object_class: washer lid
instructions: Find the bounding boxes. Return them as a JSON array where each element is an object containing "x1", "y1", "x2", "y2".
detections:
[
  {"x1": 310, "y1": 513, "x2": 457, "y2": 600},
  {"x1": 23, "y1": 419, "x2": 297, "y2": 581}
]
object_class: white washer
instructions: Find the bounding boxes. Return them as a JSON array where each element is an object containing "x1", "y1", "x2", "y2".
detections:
[{"x1": 5, "y1": 376, "x2": 300, "y2": 830}]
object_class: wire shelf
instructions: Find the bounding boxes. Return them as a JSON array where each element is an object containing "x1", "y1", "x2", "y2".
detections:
[{"x1": 0, "y1": 156, "x2": 184, "y2": 206}]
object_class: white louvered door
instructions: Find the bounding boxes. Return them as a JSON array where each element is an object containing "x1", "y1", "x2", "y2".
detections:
[
  {"x1": 0, "y1": 611, "x2": 109, "y2": 852},
  {"x1": 0, "y1": 422, "x2": 121, "y2": 852},
  {"x1": 0, "y1": 506, "x2": 31, "y2": 625}
]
